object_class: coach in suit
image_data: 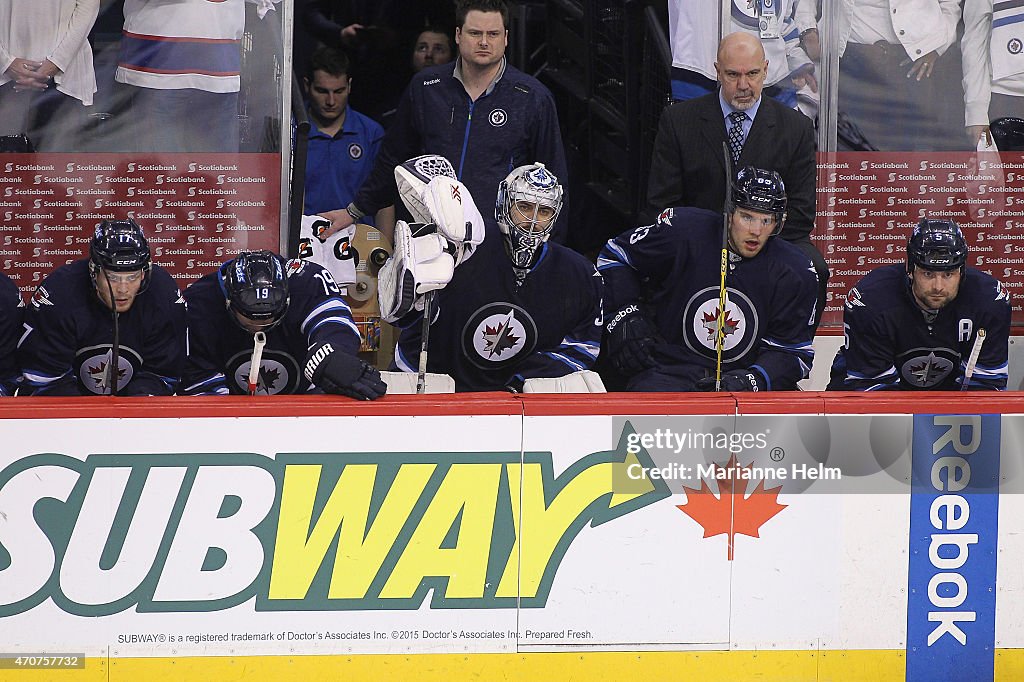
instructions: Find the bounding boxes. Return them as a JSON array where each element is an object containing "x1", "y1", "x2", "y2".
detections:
[{"x1": 647, "y1": 32, "x2": 828, "y2": 325}]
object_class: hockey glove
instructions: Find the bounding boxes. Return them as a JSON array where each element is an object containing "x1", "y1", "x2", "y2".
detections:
[
  {"x1": 378, "y1": 221, "x2": 456, "y2": 322},
  {"x1": 695, "y1": 369, "x2": 766, "y2": 392},
  {"x1": 304, "y1": 342, "x2": 387, "y2": 400},
  {"x1": 605, "y1": 304, "x2": 660, "y2": 375}
]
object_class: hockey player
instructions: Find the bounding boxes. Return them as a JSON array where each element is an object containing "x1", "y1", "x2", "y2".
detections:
[
  {"x1": 18, "y1": 219, "x2": 186, "y2": 396},
  {"x1": 182, "y1": 250, "x2": 386, "y2": 399},
  {"x1": 829, "y1": 219, "x2": 1010, "y2": 391},
  {"x1": 599, "y1": 166, "x2": 817, "y2": 391},
  {"x1": 384, "y1": 161, "x2": 602, "y2": 392},
  {"x1": 0, "y1": 272, "x2": 23, "y2": 395}
]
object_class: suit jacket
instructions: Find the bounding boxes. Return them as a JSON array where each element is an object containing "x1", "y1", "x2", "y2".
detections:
[{"x1": 646, "y1": 92, "x2": 817, "y2": 243}]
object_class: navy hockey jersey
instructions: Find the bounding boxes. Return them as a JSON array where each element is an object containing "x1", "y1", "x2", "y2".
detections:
[
  {"x1": 0, "y1": 272, "x2": 23, "y2": 396},
  {"x1": 828, "y1": 265, "x2": 1011, "y2": 391},
  {"x1": 182, "y1": 258, "x2": 361, "y2": 395},
  {"x1": 598, "y1": 207, "x2": 818, "y2": 391},
  {"x1": 393, "y1": 225, "x2": 603, "y2": 392},
  {"x1": 19, "y1": 260, "x2": 186, "y2": 396}
]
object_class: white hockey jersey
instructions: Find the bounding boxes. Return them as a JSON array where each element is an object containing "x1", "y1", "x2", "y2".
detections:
[
  {"x1": 115, "y1": 0, "x2": 277, "y2": 93},
  {"x1": 668, "y1": 0, "x2": 811, "y2": 86}
]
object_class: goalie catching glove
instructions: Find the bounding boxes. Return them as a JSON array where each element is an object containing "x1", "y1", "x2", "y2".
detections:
[
  {"x1": 378, "y1": 220, "x2": 457, "y2": 322},
  {"x1": 395, "y1": 155, "x2": 484, "y2": 266},
  {"x1": 304, "y1": 341, "x2": 387, "y2": 400},
  {"x1": 605, "y1": 304, "x2": 661, "y2": 375},
  {"x1": 695, "y1": 369, "x2": 766, "y2": 392}
]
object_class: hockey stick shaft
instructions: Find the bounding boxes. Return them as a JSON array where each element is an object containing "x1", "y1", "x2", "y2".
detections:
[
  {"x1": 961, "y1": 328, "x2": 986, "y2": 391},
  {"x1": 717, "y1": 142, "x2": 733, "y2": 391},
  {"x1": 416, "y1": 291, "x2": 435, "y2": 394},
  {"x1": 248, "y1": 331, "x2": 267, "y2": 396}
]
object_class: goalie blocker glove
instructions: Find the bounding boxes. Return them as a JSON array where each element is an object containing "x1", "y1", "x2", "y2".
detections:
[
  {"x1": 378, "y1": 221, "x2": 457, "y2": 322},
  {"x1": 304, "y1": 341, "x2": 387, "y2": 400},
  {"x1": 605, "y1": 304, "x2": 660, "y2": 375},
  {"x1": 695, "y1": 369, "x2": 767, "y2": 392}
]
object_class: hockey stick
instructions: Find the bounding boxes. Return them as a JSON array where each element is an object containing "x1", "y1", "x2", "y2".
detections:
[
  {"x1": 248, "y1": 331, "x2": 267, "y2": 396},
  {"x1": 716, "y1": 142, "x2": 733, "y2": 391},
  {"x1": 961, "y1": 328, "x2": 986, "y2": 391},
  {"x1": 416, "y1": 291, "x2": 435, "y2": 394},
  {"x1": 102, "y1": 271, "x2": 120, "y2": 397}
]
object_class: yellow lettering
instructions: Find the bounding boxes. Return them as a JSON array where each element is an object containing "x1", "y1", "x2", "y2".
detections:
[
  {"x1": 381, "y1": 463, "x2": 501, "y2": 599},
  {"x1": 268, "y1": 463, "x2": 434, "y2": 600}
]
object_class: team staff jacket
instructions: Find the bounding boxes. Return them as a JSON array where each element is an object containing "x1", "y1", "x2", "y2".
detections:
[
  {"x1": 182, "y1": 259, "x2": 361, "y2": 395},
  {"x1": 598, "y1": 207, "x2": 817, "y2": 390},
  {"x1": 393, "y1": 225, "x2": 602, "y2": 392},
  {"x1": 828, "y1": 264, "x2": 1010, "y2": 391},
  {"x1": 353, "y1": 59, "x2": 569, "y2": 239},
  {"x1": 18, "y1": 260, "x2": 185, "y2": 396},
  {"x1": 0, "y1": 272, "x2": 23, "y2": 395}
]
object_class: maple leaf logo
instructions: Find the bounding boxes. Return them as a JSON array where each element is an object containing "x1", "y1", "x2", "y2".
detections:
[
  {"x1": 701, "y1": 307, "x2": 740, "y2": 342},
  {"x1": 676, "y1": 454, "x2": 786, "y2": 560},
  {"x1": 260, "y1": 365, "x2": 281, "y2": 391}
]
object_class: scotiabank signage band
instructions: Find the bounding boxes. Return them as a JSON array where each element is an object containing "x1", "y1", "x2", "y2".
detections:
[
  {"x1": 0, "y1": 153, "x2": 280, "y2": 295},
  {"x1": 2, "y1": 150, "x2": 1022, "y2": 329},
  {"x1": 816, "y1": 151, "x2": 1024, "y2": 327}
]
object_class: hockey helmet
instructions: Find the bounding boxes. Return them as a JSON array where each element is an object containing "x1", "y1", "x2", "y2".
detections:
[
  {"x1": 990, "y1": 117, "x2": 1024, "y2": 152},
  {"x1": 223, "y1": 250, "x2": 290, "y2": 329},
  {"x1": 89, "y1": 219, "x2": 152, "y2": 291},
  {"x1": 907, "y1": 219, "x2": 967, "y2": 274},
  {"x1": 495, "y1": 163, "x2": 563, "y2": 269},
  {"x1": 731, "y1": 166, "x2": 787, "y2": 234}
]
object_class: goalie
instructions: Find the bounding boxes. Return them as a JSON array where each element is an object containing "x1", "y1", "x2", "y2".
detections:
[{"x1": 378, "y1": 156, "x2": 602, "y2": 392}]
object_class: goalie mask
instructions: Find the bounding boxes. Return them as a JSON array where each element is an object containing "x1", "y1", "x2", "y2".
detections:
[
  {"x1": 907, "y1": 219, "x2": 967, "y2": 275},
  {"x1": 89, "y1": 218, "x2": 152, "y2": 292},
  {"x1": 730, "y1": 166, "x2": 787, "y2": 235},
  {"x1": 223, "y1": 250, "x2": 290, "y2": 331},
  {"x1": 495, "y1": 163, "x2": 563, "y2": 270}
]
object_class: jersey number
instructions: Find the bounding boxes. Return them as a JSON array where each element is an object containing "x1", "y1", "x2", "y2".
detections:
[{"x1": 314, "y1": 270, "x2": 341, "y2": 296}]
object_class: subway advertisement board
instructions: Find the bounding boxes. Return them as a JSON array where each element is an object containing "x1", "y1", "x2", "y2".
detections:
[{"x1": 0, "y1": 395, "x2": 1022, "y2": 680}]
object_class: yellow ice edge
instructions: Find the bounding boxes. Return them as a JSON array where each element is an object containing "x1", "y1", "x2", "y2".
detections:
[{"x1": 5, "y1": 649, "x2": 1023, "y2": 681}]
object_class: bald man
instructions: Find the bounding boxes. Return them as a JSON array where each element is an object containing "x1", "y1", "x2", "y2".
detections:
[{"x1": 646, "y1": 32, "x2": 827, "y2": 325}]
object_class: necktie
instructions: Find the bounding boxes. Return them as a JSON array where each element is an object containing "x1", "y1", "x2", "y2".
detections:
[{"x1": 727, "y1": 111, "x2": 747, "y2": 164}]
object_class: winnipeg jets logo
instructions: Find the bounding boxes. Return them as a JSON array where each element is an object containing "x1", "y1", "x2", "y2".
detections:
[
  {"x1": 348, "y1": 143, "x2": 363, "y2": 160},
  {"x1": 899, "y1": 350, "x2": 955, "y2": 388},
  {"x1": 1009, "y1": 38, "x2": 1023, "y2": 55},
  {"x1": 234, "y1": 359, "x2": 288, "y2": 395},
  {"x1": 845, "y1": 287, "x2": 865, "y2": 309},
  {"x1": 76, "y1": 345, "x2": 141, "y2": 394},
  {"x1": 682, "y1": 287, "x2": 758, "y2": 360},
  {"x1": 227, "y1": 349, "x2": 299, "y2": 395},
  {"x1": 656, "y1": 208, "x2": 674, "y2": 226},
  {"x1": 995, "y1": 280, "x2": 1010, "y2": 302},
  {"x1": 463, "y1": 303, "x2": 538, "y2": 369},
  {"x1": 489, "y1": 109, "x2": 508, "y2": 127},
  {"x1": 31, "y1": 286, "x2": 53, "y2": 308}
]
